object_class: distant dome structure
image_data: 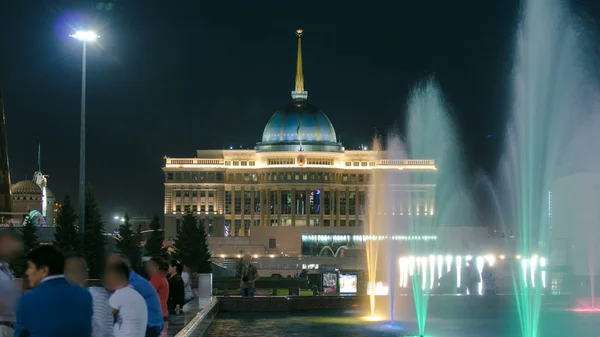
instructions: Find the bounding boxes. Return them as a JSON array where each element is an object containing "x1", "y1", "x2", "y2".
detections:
[
  {"x1": 256, "y1": 29, "x2": 343, "y2": 153},
  {"x1": 11, "y1": 179, "x2": 54, "y2": 199}
]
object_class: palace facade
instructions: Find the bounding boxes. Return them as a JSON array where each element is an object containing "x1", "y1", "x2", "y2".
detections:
[{"x1": 162, "y1": 29, "x2": 437, "y2": 255}]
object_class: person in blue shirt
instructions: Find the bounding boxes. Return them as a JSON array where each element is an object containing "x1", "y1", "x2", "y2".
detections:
[
  {"x1": 14, "y1": 245, "x2": 92, "y2": 337},
  {"x1": 107, "y1": 253, "x2": 163, "y2": 337}
]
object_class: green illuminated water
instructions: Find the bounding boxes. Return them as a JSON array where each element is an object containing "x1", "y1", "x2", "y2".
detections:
[{"x1": 499, "y1": 0, "x2": 596, "y2": 336}]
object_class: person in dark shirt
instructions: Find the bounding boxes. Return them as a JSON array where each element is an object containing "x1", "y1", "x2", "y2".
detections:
[{"x1": 166, "y1": 260, "x2": 184, "y2": 315}]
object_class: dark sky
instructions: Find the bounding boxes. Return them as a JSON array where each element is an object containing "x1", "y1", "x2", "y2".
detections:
[{"x1": 0, "y1": 0, "x2": 598, "y2": 227}]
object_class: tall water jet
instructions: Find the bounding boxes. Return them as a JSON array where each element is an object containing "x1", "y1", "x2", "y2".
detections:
[{"x1": 499, "y1": 0, "x2": 598, "y2": 335}]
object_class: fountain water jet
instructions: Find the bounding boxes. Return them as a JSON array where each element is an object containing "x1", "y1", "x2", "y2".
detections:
[
  {"x1": 498, "y1": 0, "x2": 600, "y2": 335},
  {"x1": 364, "y1": 77, "x2": 465, "y2": 335}
]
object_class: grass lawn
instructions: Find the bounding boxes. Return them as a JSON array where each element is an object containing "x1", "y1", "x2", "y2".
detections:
[{"x1": 215, "y1": 288, "x2": 314, "y2": 296}]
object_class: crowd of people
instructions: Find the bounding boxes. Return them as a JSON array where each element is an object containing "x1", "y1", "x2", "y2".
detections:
[{"x1": 0, "y1": 229, "x2": 194, "y2": 337}]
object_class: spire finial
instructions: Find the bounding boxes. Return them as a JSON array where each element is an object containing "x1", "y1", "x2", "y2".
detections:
[{"x1": 291, "y1": 28, "x2": 308, "y2": 101}]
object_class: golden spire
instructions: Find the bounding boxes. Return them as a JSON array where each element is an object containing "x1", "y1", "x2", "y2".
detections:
[{"x1": 291, "y1": 29, "x2": 308, "y2": 100}]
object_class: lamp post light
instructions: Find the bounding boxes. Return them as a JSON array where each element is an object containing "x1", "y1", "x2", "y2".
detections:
[{"x1": 70, "y1": 30, "x2": 98, "y2": 250}]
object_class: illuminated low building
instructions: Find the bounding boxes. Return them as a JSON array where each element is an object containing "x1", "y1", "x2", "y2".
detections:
[{"x1": 163, "y1": 29, "x2": 437, "y2": 254}]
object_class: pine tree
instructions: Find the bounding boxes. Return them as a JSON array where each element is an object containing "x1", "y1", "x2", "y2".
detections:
[
  {"x1": 13, "y1": 214, "x2": 39, "y2": 277},
  {"x1": 83, "y1": 186, "x2": 106, "y2": 279},
  {"x1": 145, "y1": 215, "x2": 166, "y2": 258},
  {"x1": 197, "y1": 218, "x2": 212, "y2": 273},
  {"x1": 174, "y1": 211, "x2": 211, "y2": 273},
  {"x1": 53, "y1": 195, "x2": 80, "y2": 255},
  {"x1": 116, "y1": 212, "x2": 142, "y2": 272}
]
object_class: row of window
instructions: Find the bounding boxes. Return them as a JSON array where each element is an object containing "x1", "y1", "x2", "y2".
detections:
[
  {"x1": 265, "y1": 190, "x2": 366, "y2": 216},
  {"x1": 345, "y1": 161, "x2": 375, "y2": 167},
  {"x1": 224, "y1": 219, "x2": 260, "y2": 237},
  {"x1": 175, "y1": 219, "x2": 215, "y2": 237},
  {"x1": 167, "y1": 171, "x2": 414, "y2": 184},
  {"x1": 224, "y1": 160, "x2": 256, "y2": 166},
  {"x1": 224, "y1": 191, "x2": 261, "y2": 215},
  {"x1": 167, "y1": 172, "x2": 224, "y2": 181},
  {"x1": 263, "y1": 172, "x2": 369, "y2": 184}
]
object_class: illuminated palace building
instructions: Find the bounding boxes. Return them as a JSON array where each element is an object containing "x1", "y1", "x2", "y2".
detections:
[{"x1": 163, "y1": 30, "x2": 436, "y2": 255}]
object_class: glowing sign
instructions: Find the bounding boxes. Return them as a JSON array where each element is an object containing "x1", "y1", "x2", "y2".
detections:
[{"x1": 339, "y1": 274, "x2": 357, "y2": 294}]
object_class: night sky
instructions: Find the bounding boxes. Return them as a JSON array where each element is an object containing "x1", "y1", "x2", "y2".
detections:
[{"x1": 1, "y1": 1, "x2": 599, "y2": 228}]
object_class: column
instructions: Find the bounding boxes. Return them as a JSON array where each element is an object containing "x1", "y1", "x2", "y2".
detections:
[
  {"x1": 291, "y1": 188, "x2": 296, "y2": 226},
  {"x1": 306, "y1": 188, "x2": 310, "y2": 227}
]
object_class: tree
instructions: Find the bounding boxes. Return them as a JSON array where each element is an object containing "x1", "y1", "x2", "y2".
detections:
[
  {"x1": 116, "y1": 212, "x2": 142, "y2": 272},
  {"x1": 197, "y1": 218, "x2": 212, "y2": 273},
  {"x1": 145, "y1": 215, "x2": 166, "y2": 258},
  {"x1": 13, "y1": 214, "x2": 39, "y2": 277},
  {"x1": 235, "y1": 258, "x2": 244, "y2": 278},
  {"x1": 54, "y1": 195, "x2": 80, "y2": 255},
  {"x1": 83, "y1": 186, "x2": 106, "y2": 279},
  {"x1": 174, "y1": 211, "x2": 212, "y2": 274}
]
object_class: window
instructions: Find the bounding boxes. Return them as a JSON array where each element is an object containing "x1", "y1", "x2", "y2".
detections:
[
  {"x1": 244, "y1": 220, "x2": 251, "y2": 236},
  {"x1": 340, "y1": 220, "x2": 346, "y2": 227},
  {"x1": 349, "y1": 220, "x2": 356, "y2": 227},
  {"x1": 267, "y1": 158, "x2": 295, "y2": 165},
  {"x1": 208, "y1": 204, "x2": 214, "y2": 212},
  {"x1": 175, "y1": 205, "x2": 181, "y2": 212},
  {"x1": 310, "y1": 190, "x2": 320, "y2": 214},
  {"x1": 192, "y1": 205, "x2": 198, "y2": 212},
  {"x1": 302, "y1": 173, "x2": 308, "y2": 180},
  {"x1": 359, "y1": 174, "x2": 364, "y2": 182},
  {"x1": 184, "y1": 191, "x2": 189, "y2": 197},
  {"x1": 269, "y1": 238, "x2": 277, "y2": 249},
  {"x1": 234, "y1": 191, "x2": 242, "y2": 214},
  {"x1": 192, "y1": 172, "x2": 198, "y2": 181},
  {"x1": 224, "y1": 221, "x2": 231, "y2": 237},
  {"x1": 254, "y1": 219, "x2": 260, "y2": 227},
  {"x1": 175, "y1": 172, "x2": 182, "y2": 180},
  {"x1": 175, "y1": 191, "x2": 182, "y2": 197},
  {"x1": 200, "y1": 204, "x2": 206, "y2": 212},
  {"x1": 244, "y1": 174, "x2": 250, "y2": 182},
  {"x1": 234, "y1": 220, "x2": 241, "y2": 236},
  {"x1": 324, "y1": 220, "x2": 331, "y2": 227},
  {"x1": 295, "y1": 191, "x2": 306, "y2": 215},
  {"x1": 167, "y1": 173, "x2": 173, "y2": 180},
  {"x1": 270, "y1": 191, "x2": 277, "y2": 215},
  {"x1": 342, "y1": 174, "x2": 348, "y2": 182},
  {"x1": 207, "y1": 222, "x2": 214, "y2": 237},
  {"x1": 216, "y1": 172, "x2": 224, "y2": 181},
  {"x1": 225, "y1": 191, "x2": 232, "y2": 214},
  {"x1": 349, "y1": 191, "x2": 356, "y2": 215},
  {"x1": 281, "y1": 191, "x2": 292, "y2": 214},
  {"x1": 244, "y1": 191, "x2": 251, "y2": 214},
  {"x1": 324, "y1": 191, "x2": 331, "y2": 215},
  {"x1": 192, "y1": 191, "x2": 198, "y2": 198},
  {"x1": 358, "y1": 191, "x2": 365, "y2": 215},
  {"x1": 253, "y1": 191, "x2": 261, "y2": 213},
  {"x1": 340, "y1": 191, "x2": 347, "y2": 215}
]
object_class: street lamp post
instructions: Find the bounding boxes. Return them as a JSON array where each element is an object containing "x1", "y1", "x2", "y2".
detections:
[{"x1": 70, "y1": 31, "x2": 98, "y2": 250}]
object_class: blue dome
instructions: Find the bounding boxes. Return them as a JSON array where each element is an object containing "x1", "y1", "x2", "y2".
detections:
[{"x1": 261, "y1": 101, "x2": 337, "y2": 143}]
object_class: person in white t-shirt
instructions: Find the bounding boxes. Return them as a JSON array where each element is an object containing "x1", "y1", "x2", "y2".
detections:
[{"x1": 106, "y1": 261, "x2": 148, "y2": 337}]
